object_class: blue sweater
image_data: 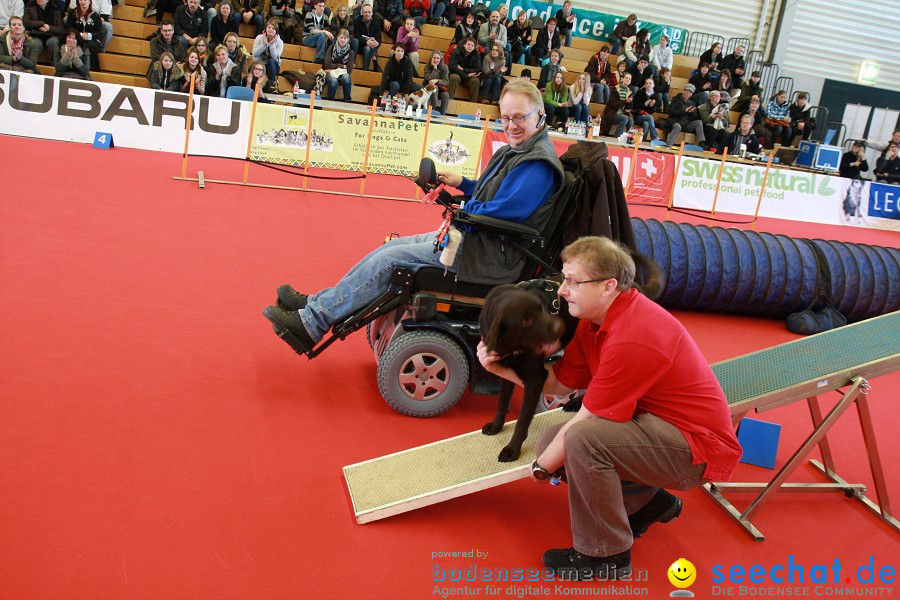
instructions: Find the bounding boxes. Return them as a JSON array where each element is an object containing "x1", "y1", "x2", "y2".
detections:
[{"x1": 457, "y1": 160, "x2": 557, "y2": 222}]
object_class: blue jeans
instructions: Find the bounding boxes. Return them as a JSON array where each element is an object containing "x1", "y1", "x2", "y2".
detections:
[
  {"x1": 388, "y1": 81, "x2": 421, "y2": 96},
  {"x1": 299, "y1": 232, "x2": 453, "y2": 340},
  {"x1": 591, "y1": 82, "x2": 609, "y2": 104},
  {"x1": 327, "y1": 73, "x2": 352, "y2": 100},
  {"x1": 613, "y1": 113, "x2": 633, "y2": 136},
  {"x1": 563, "y1": 29, "x2": 573, "y2": 47},
  {"x1": 571, "y1": 103, "x2": 588, "y2": 123},
  {"x1": 265, "y1": 57, "x2": 280, "y2": 84},
  {"x1": 362, "y1": 44, "x2": 378, "y2": 69},
  {"x1": 429, "y1": 1, "x2": 446, "y2": 20},
  {"x1": 610, "y1": 37, "x2": 623, "y2": 54},
  {"x1": 304, "y1": 32, "x2": 328, "y2": 62},
  {"x1": 635, "y1": 113, "x2": 658, "y2": 140},
  {"x1": 481, "y1": 75, "x2": 502, "y2": 101}
]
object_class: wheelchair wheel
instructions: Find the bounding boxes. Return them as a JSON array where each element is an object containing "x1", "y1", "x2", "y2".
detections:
[
  {"x1": 377, "y1": 330, "x2": 469, "y2": 417},
  {"x1": 536, "y1": 389, "x2": 585, "y2": 414}
]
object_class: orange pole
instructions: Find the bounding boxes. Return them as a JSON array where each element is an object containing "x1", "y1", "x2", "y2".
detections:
[
  {"x1": 414, "y1": 106, "x2": 434, "y2": 201},
  {"x1": 242, "y1": 81, "x2": 261, "y2": 184},
  {"x1": 302, "y1": 91, "x2": 317, "y2": 189},
  {"x1": 752, "y1": 151, "x2": 776, "y2": 231},
  {"x1": 180, "y1": 73, "x2": 196, "y2": 178},
  {"x1": 665, "y1": 142, "x2": 685, "y2": 221},
  {"x1": 626, "y1": 129, "x2": 643, "y2": 199},
  {"x1": 708, "y1": 147, "x2": 729, "y2": 224},
  {"x1": 359, "y1": 100, "x2": 378, "y2": 196},
  {"x1": 474, "y1": 113, "x2": 491, "y2": 178}
]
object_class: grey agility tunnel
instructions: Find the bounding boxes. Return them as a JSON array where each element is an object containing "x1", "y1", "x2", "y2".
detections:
[{"x1": 630, "y1": 218, "x2": 900, "y2": 322}]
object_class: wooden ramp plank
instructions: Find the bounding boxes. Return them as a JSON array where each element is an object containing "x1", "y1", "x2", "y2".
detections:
[{"x1": 343, "y1": 409, "x2": 573, "y2": 524}]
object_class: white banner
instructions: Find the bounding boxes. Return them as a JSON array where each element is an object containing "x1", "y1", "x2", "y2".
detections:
[
  {"x1": 0, "y1": 71, "x2": 248, "y2": 158},
  {"x1": 673, "y1": 156, "x2": 900, "y2": 231}
]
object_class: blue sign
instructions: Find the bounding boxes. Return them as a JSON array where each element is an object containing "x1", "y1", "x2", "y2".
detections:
[
  {"x1": 868, "y1": 182, "x2": 900, "y2": 220},
  {"x1": 93, "y1": 131, "x2": 115, "y2": 149}
]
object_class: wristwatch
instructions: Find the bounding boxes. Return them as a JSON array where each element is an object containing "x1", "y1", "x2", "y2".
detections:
[{"x1": 531, "y1": 460, "x2": 552, "y2": 481}]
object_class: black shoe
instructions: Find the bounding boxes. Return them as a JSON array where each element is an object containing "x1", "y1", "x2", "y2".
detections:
[
  {"x1": 262, "y1": 305, "x2": 316, "y2": 355},
  {"x1": 628, "y1": 488, "x2": 682, "y2": 538},
  {"x1": 542, "y1": 547, "x2": 631, "y2": 581},
  {"x1": 699, "y1": 141, "x2": 709, "y2": 151},
  {"x1": 276, "y1": 284, "x2": 309, "y2": 311}
]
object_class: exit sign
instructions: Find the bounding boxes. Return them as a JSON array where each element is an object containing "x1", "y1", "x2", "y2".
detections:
[{"x1": 858, "y1": 61, "x2": 879, "y2": 85}]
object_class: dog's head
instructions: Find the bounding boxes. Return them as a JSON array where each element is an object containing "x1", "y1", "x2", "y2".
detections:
[
  {"x1": 479, "y1": 285, "x2": 565, "y2": 357},
  {"x1": 423, "y1": 82, "x2": 436, "y2": 94}
]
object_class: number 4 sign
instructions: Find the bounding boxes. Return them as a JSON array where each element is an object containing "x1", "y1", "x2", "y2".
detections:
[{"x1": 93, "y1": 132, "x2": 115, "y2": 149}]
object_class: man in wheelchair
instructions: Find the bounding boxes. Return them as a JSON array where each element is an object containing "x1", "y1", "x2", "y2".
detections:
[{"x1": 263, "y1": 79, "x2": 565, "y2": 356}]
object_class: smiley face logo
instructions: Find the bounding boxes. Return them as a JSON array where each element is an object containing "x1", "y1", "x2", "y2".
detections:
[{"x1": 668, "y1": 558, "x2": 697, "y2": 588}]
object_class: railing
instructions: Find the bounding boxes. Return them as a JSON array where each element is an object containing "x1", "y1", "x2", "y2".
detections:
[
  {"x1": 683, "y1": 31, "x2": 725, "y2": 58},
  {"x1": 774, "y1": 76, "x2": 794, "y2": 103},
  {"x1": 746, "y1": 49, "x2": 764, "y2": 76},
  {"x1": 758, "y1": 62, "x2": 780, "y2": 104},
  {"x1": 725, "y1": 37, "x2": 750, "y2": 55}
]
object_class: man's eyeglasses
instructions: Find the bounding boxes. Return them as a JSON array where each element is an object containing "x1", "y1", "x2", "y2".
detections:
[
  {"x1": 561, "y1": 276, "x2": 610, "y2": 290},
  {"x1": 498, "y1": 107, "x2": 538, "y2": 126}
]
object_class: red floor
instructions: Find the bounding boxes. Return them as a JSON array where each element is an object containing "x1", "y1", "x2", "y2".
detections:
[{"x1": 0, "y1": 136, "x2": 898, "y2": 599}]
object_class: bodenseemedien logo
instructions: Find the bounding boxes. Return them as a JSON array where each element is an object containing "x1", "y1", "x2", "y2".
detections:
[{"x1": 668, "y1": 558, "x2": 697, "y2": 597}]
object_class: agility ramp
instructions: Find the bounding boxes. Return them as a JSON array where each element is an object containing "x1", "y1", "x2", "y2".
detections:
[{"x1": 345, "y1": 311, "x2": 900, "y2": 536}]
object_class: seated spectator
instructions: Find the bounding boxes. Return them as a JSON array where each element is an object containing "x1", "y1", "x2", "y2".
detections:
[
  {"x1": 666, "y1": 83, "x2": 705, "y2": 147},
  {"x1": 627, "y1": 55, "x2": 651, "y2": 92},
  {"x1": 242, "y1": 59, "x2": 267, "y2": 95},
  {"x1": 480, "y1": 41, "x2": 506, "y2": 103},
  {"x1": 206, "y1": 43, "x2": 241, "y2": 96},
  {"x1": 743, "y1": 96, "x2": 767, "y2": 146},
  {"x1": 450, "y1": 10, "x2": 476, "y2": 45},
  {"x1": 698, "y1": 89, "x2": 730, "y2": 151},
  {"x1": 874, "y1": 142, "x2": 900, "y2": 185},
  {"x1": 0, "y1": 0, "x2": 24, "y2": 33},
  {"x1": 650, "y1": 35, "x2": 672, "y2": 76},
  {"x1": 507, "y1": 11, "x2": 531, "y2": 65},
  {"x1": 839, "y1": 141, "x2": 869, "y2": 179},
  {"x1": 537, "y1": 48, "x2": 565, "y2": 90},
  {"x1": 478, "y1": 11, "x2": 508, "y2": 62},
  {"x1": 66, "y1": 0, "x2": 102, "y2": 67},
  {"x1": 631, "y1": 76, "x2": 660, "y2": 141},
  {"x1": 765, "y1": 89, "x2": 792, "y2": 147},
  {"x1": 608, "y1": 13, "x2": 636, "y2": 55},
  {"x1": 698, "y1": 42, "x2": 722, "y2": 73},
  {"x1": 67, "y1": 0, "x2": 111, "y2": 53},
  {"x1": 353, "y1": 3, "x2": 380, "y2": 70},
  {"x1": 720, "y1": 113, "x2": 760, "y2": 155},
  {"x1": 601, "y1": 71, "x2": 633, "y2": 137},
  {"x1": 732, "y1": 70, "x2": 762, "y2": 113},
  {"x1": 301, "y1": 0, "x2": 332, "y2": 63},
  {"x1": 496, "y1": 2, "x2": 507, "y2": 27},
  {"x1": 423, "y1": 49, "x2": 449, "y2": 113},
  {"x1": 555, "y1": 0, "x2": 575, "y2": 47},
  {"x1": 789, "y1": 92, "x2": 815, "y2": 142},
  {"x1": 323, "y1": 28, "x2": 354, "y2": 101},
  {"x1": 269, "y1": 0, "x2": 298, "y2": 43},
  {"x1": 688, "y1": 62, "x2": 713, "y2": 104},
  {"x1": 655, "y1": 67, "x2": 671, "y2": 112},
  {"x1": 330, "y1": 3, "x2": 351, "y2": 37},
  {"x1": 209, "y1": 2, "x2": 238, "y2": 48},
  {"x1": 395, "y1": 15, "x2": 419, "y2": 70},
  {"x1": 55, "y1": 28, "x2": 90, "y2": 78},
  {"x1": 543, "y1": 70, "x2": 570, "y2": 128},
  {"x1": 0, "y1": 16, "x2": 37, "y2": 72},
  {"x1": 375, "y1": 0, "x2": 405, "y2": 38},
  {"x1": 380, "y1": 42, "x2": 419, "y2": 97},
  {"x1": 867, "y1": 130, "x2": 900, "y2": 158},
  {"x1": 532, "y1": 18, "x2": 560, "y2": 66},
  {"x1": 568, "y1": 72, "x2": 591, "y2": 124},
  {"x1": 236, "y1": 0, "x2": 264, "y2": 36},
  {"x1": 585, "y1": 45, "x2": 612, "y2": 105},
  {"x1": 24, "y1": 0, "x2": 63, "y2": 66},
  {"x1": 193, "y1": 37, "x2": 210, "y2": 68},
  {"x1": 445, "y1": 0, "x2": 472, "y2": 23},
  {"x1": 174, "y1": 0, "x2": 207, "y2": 49},
  {"x1": 720, "y1": 45, "x2": 745, "y2": 90},
  {"x1": 252, "y1": 21, "x2": 282, "y2": 92},
  {"x1": 447, "y1": 36, "x2": 480, "y2": 101},
  {"x1": 148, "y1": 50, "x2": 183, "y2": 90},
  {"x1": 715, "y1": 68, "x2": 733, "y2": 104},
  {"x1": 150, "y1": 19, "x2": 186, "y2": 72},
  {"x1": 180, "y1": 47, "x2": 207, "y2": 93},
  {"x1": 610, "y1": 59, "x2": 627, "y2": 86},
  {"x1": 622, "y1": 27, "x2": 650, "y2": 71},
  {"x1": 404, "y1": 0, "x2": 427, "y2": 29}
]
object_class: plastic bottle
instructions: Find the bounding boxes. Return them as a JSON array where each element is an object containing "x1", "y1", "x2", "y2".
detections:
[{"x1": 293, "y1": 81, "x2": 300, "y2": 99}]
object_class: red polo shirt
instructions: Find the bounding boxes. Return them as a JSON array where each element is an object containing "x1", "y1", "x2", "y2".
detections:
[{"x1": 553, "y1": 289, "x2": 742, "y2": 480}]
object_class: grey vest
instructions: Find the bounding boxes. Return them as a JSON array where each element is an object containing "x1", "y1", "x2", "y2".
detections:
[{"x1": 455, "y1": 126, "x2": 565, "y2": 284}]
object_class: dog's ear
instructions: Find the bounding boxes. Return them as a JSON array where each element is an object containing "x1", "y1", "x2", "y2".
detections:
[{"x1": 483, "y1": 317, "x2": 505, "y2": 352}]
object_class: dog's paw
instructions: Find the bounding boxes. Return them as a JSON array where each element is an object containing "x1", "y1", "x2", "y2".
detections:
[
  {"x1": 497, "y1": 445, "x2": 521, "y2": 462},
  {"x1": 482, "y1": 422, "x2": 503, "y2": 436},
  {"x1": 562, "y1": 398, "x2": 583, "y2": 413}
]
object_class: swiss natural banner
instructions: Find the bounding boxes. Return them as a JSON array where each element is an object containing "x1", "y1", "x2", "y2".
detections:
[{"x1": 502, "y1": 0, "x2": 688, "y2": 54}]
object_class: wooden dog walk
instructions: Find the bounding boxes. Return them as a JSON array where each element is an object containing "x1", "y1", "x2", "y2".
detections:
[{"x1": 344, "y1": 311, "x2": 900, "y2": 538}]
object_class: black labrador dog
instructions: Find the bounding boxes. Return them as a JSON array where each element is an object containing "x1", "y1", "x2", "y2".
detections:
[{"x1": 479, "y1": 283, "x2": 575, "y2": 462}]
